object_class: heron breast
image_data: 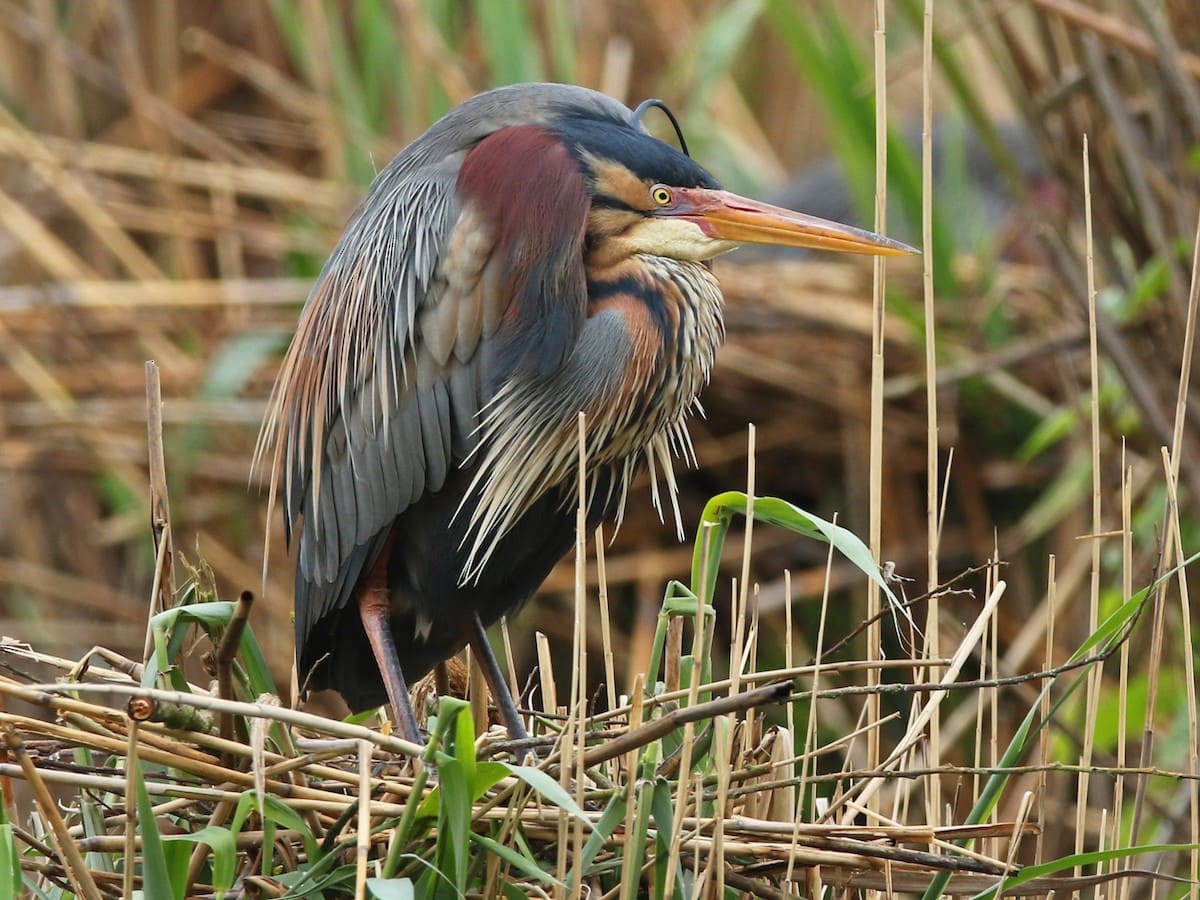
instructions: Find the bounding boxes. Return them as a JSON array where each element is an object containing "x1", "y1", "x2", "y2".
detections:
[{"x1": 583, "y1": 256, "x2": 724, "y2": 457}]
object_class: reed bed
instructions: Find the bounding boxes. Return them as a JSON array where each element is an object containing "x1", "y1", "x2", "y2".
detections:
[{"x1": 0, "y1": 1, "x2": 1198, "y2": 897}]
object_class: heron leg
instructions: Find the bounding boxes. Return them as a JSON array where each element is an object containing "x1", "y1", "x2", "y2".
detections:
[
  {"x1": 434, "y1": 661, "x2": 450, "y2": 698},
  {"x1": 468, "y1": 614, "x2": 530, "y2": 743},
  {"x1": 359, "y1": 585, "x2": 422, "y2": 745}
]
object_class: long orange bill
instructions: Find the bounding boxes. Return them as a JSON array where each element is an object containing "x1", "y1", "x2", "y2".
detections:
[{"x1": 669, "y1": 187, "x2": 919, "y2": 257}]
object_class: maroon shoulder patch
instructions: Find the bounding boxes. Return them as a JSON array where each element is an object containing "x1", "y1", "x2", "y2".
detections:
[
  {"x1": 457, "y1": 125, "x2": 591, "y2": 379},
  {"x1": 457, "y1": 126, "x2": 589, "y2": 263}
]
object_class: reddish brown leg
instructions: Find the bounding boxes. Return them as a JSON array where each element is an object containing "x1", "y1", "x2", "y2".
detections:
[
  {"x1": 360, "y1": 588, "x2": 421, "y2": 743},
  {"x1": 357, "y1": 541, "x2": 421, "y2": 744},
  {"x1": 468, "y1": 614, "x2": 529, "y2": 743}
]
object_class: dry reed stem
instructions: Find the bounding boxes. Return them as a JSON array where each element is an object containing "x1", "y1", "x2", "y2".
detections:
[
  {"x1": 921, "y1": 0, "x2": 943, "y2": 841},
  {"x1": 2, "y1": 680, "x2": 422, "y2": 757},
  {"x1": 830, "y1": 579, "x2": 1007, "y2": 819},
  {"x1": 1028, "y1": 0, "x2": 1200, "y2": 78},
  {"x1": 568, "y1": 411, "x2": 589, "y2": 899},
  {"x1": 1074, "y1": 132, "x2": 1104, "y2": 878},
  {"x1": 866, "y1": 0, "x2": 889, "y2": 834},
  {"x1": 355, "y1": 740, "x2": 371, "y2": 898},
  {"x1": 660, "y1": 529, "x2": 717, "y2": 898},
  {"x1": 3, "y1": 728, "x2": 103, "y2": 900},
  {"x1": 1161, "y1": 447, "x2": 1200, "y2": 894}
]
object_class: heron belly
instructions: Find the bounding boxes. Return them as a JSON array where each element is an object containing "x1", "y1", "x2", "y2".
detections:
[{"x1": 306, "y1": 466, "x2": 613, "y2": 712}]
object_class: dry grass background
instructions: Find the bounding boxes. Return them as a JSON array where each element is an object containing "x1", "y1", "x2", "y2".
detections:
[
  {"x1": 0, "y1": 0, "x2": 1087, "y2": 706},
  {"x1": 0, "y1": 1, "x2": 1197, "y2": 897}
]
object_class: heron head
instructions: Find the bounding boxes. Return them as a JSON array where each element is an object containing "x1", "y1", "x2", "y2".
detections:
[{"x1": 553, "y1": 108, "x2": 918, "y2": 265}]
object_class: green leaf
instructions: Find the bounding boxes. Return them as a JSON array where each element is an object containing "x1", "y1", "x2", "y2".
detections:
[
  {"x1": 164, "y1": 827, "x2": 237, "y2": 897},
  {"x1": 262, "y1": 794, "x2": 320, "y2": 863},
  {"x1": 143, "y1": 602, "x2": 236, "y2": 687},
  {"x1": 261, "y1": 815, "x2": 276, "y2": 879},
  {"x1": 651, "y1": 777, "x2": 685, "y2": 899},
  {"x1": 451, "y1": 696, "x2": 477, "y2": 786},
  {"x1": 132, "y1": 756, "x2": 178, "y2": 900},
  {"x1": 272, "y1": 860, "x2": 359, "y2": 896},
  {"x1": 164, "y1": 841, "x2": 194, "y2": 896},
  {"x1": 1018, "y1": 405, "x2": 1080, "y2": 460},
  {"x1": 234, "y1": 620, "x2": 278, "y2": 698},
  {"x1": 623, "y1": 779, "x2": 656, "y2": 899},
  {"x1": 568, "y1": 794, "x2": 627, "y2": 890},
  {"x1": 345, "y1": 708, "x2": 383, "y2": 726},
  {"x1": 766, "y1": 0, "x2": 957, "y2": 293},
  {"x1": 470, "y1": 761, "x2": 511, "y2": 799},
  {"x1": 366, "y1": 877, "x2": 416, "y2": 899},
  {"x1": 470, "y1": 832, "x2": 562, "y2": 887},
  {"x1": 437, "y1": 757, "x2": 471, "y2": 892},
  {"x1": 71, "y1": 748, "x2": 114, "y2": 875},
  {"x1": 502, "y1": 764, "x2": 590, "y2": 823},
  {"x1": 230, "y1": 790, "x2": 321, "y2": 871},
  {"x1": 687, "y1": 0, "x2": 764, "y2": 111},
  {"x1": 691, "y1": 492, "x2": 897, "y2": 607},
  {"x1": 141, "y1": 601, "x2": 276, "y2": 697}
]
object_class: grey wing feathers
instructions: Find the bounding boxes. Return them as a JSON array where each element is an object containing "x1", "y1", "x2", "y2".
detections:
[
  {"x1": 259, "y1": 84, "x2": 641, "y2": 657},
  {"x1": 272, "y1": 151, "x2": 467, "y2": 652}
]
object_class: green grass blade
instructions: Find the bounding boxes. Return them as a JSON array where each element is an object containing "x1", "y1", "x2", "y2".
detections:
[
  {"x1": 73, "y1": 748, "x2": 113, "y2": 875},
  {"x1": 892, "y1": 0, "x2": 1029, "y2": 195},
  {"x1": 767, "y1": 0, "x2": 957, "y2": 292},
  {"x1": 140, "y1": 601, "x2": 277, "y2": 697},
  {"x1": 686, "y1": 0, "x2": 764, "y2": 111},
  {"x1": 645, "y1": 581, "x2": 712, "y2": 691},
  {"x1": 543, "y1": 2, "x2": 576, "y2": 83},
  {"x1": 567, "y1": 793, "x2": 627, "y2": 891},
  {"x1": 971, "y1": 843, "x2": 1200, "y2": 899},
  {"x1": 0, "y1": 789, "x2": 23, "y2": 896},
  {"x1": 920, "y1": 570, "x2": 1179, "y2": 900}
]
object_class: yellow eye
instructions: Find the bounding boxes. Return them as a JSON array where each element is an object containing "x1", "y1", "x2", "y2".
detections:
[{"x1": 651, "y1": 185, "x2": 673, "y2": 206}]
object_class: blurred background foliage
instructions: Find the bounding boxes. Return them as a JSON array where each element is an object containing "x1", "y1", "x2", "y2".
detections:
[{"x1": 0, "y1": 0, "x2": 1198, "y2": 860}]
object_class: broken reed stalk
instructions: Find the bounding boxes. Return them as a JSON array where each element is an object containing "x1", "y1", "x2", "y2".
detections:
[
  {"x1": 142, "y1": 360, "x2": 173, "y2": 663},
  {"x1": 216, "y1": 589, "x2": 254, "y2": 748}
]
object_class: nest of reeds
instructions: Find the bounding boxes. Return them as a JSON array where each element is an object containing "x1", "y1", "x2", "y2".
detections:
[
  {"x1": 0, "y1": 519, "x2": 1178, "y2": 898},
  {"x1": 0, "y1": 0, "x2": 1198, "y2": 897}
]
